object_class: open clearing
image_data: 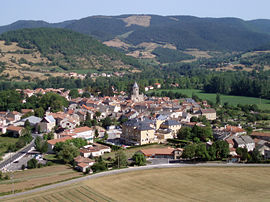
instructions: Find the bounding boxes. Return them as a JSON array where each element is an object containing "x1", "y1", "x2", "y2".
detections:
[
  {"x1": 150, "y1": 89, "x2": 270, "y2": 110},
  {"x1": 0, "y1": 165, "x2": 82, "y2": 195},
  {"x1": 4, "y1": 166, "x2": 270, "y2": 202}
]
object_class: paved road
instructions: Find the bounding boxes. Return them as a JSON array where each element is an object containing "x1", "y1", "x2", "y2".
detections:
[
  {"x1": 0, "y1": 134, "x2": 39, "y2": 171},
  {"x1": 1, "y1": 162, "x2": 270, "y2": 200}
]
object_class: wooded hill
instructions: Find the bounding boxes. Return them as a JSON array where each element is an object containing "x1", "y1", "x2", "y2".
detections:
[
  {"x1": 1, "y1": 15, "x2": 270, "y2": 52},
  {"x1": 0, "y1": 28, "x2": 141, "y2": 72}
]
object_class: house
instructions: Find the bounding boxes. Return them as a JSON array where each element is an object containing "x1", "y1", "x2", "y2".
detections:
[
  {"x1": 72, "y1": 126, "x2": 94, "y2": 143},
  {"x1": 80, "y1": 143, "x2": 111, "y2": 158},
  {"x1": 121, "y1": 119, "x2": 157, "y2": 145},
  {"x1": 6, "y1": 111, "x2": 22, "y2": 123},
  {"x1": 160, "y1": 120, "x2": 181, "y2": 137},
  {"x1": 59, "y1": 118, "x2": 78, "y2": 129},
  {"x1": 74, "y1": 156, "x2": 95, "y2": 172},
  {"x1": 154, "y1": 83, "x2": 161, "y2": 89},
  {"x1": 21, "y1": 116, "x2": 42, "y2": 127},
  {"x1": 225, "y1": 125, "x2": 246, "y2": 136},
  {"x1": 251, "y1": 132, "x2": 270, "y2": 142},
  {"x1": 226, "y1": 139, "x2": 237, "y2": 156},
  {"x1": 6, "y1": 125, "x2": 24, "y2": 137},
  {"x1": 47, "y1": 137, "x2": 73, "y2": 153},
  {"x1": 38, "y1": 116, "x2": 56, "y2": 133},
  {"x1": 200, "y1": 108, "x2": 217, "y2": 120},
  {"x1": 233, "y1": 135, "x2": 255, "y2": 152},
  {"x1": 21, "y1": 109, "x2": 34, "y2": 115},
  {"x1": 138, "y1": 147, "x2": 183, "y2": 159}
]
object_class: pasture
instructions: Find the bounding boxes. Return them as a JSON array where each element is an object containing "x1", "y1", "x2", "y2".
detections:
[
  {"x1": 5, "y1": 166, "x2": 270, "y2": 201},
  {"x1": 151, "y1": 89, "x2": 270, "y2": 110}
]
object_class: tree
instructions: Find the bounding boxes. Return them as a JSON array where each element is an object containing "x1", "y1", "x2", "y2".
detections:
[
  {"x1": 195, "y1": 143, "x2": 210, "y2": 161},
  {"x1": 91, "y1": 156, "x2": 107, "y2": 173},
  {"x1": 182, "y1": 144, "x2": 196, "y2": 159},
  {"x1": 57, "y1": 144, "x2": 79, "y2": 164},
  {"x1": 249, "y1": 149, "x2": 262, "y2": 163},
  {"x1": 69, "y1": 89, "x2": 79, "y2": 99},
  {"x1": 132, "y1": 152, "x2": 146, "y2": 166},
  {"x1": 236, "y1": 147, "x2": 248, "y2": 161},
  {"x1": 35, "y1": 136, "x2": 42, "y2": 151},
  {"x1": 102, "y1": 117, "x2": 112, "y2": 128},
  {"x1": 40, "y1": 141, "x2": 48, "y2": 154},
  {"x1": 95, "y1": 111, "x2": 101, "y2": 119},
  {"x1": 216, "y1": 93, "x2": 221, "y2": 105},
  {"x1": 95, "y1": 129, "x2": 99, "y2": 138},
  {"x1": 214, "y1": 140, "x2": 229, "y2": 159},
  {"x1": 66, "y1": 138, "x2": 87, "y2": 148},
  {"x1": 27, "y1": 158, "x2": 38, "y2": 169},
  {"x1": 114, "y1": 150, "x2": 128, "y2": 168},
  {"x1": 35, "y1": 107, "x2": 45, "y2": 118},
  {"x1": 103, "y1": 132, "x2": 108, "y2": 140},
  {"x1": 177, "y1": 127, "x2": 192, "y2": 140}
]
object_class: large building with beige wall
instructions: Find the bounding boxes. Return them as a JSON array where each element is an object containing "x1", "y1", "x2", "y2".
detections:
[{"x1": 121, "y1": 119, "x2": 156, "y2": 145}]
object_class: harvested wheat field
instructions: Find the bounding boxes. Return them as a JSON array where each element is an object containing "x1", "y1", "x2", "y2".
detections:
[
  {"x1": 0, "y1": 165, "x2": 83, "y2": 195},
  {"x1": 4, "y1": 166, "x2": 270, "y2": 202}
]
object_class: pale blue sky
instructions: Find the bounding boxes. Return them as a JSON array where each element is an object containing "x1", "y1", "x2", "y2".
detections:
[{"x1": 1, "y1": 0, "x2": 269, "y2": 26}]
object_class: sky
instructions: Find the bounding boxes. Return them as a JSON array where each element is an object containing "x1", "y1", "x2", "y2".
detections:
[{"x1": 1, "y1": 0, "x2": 270, "y2": 26}]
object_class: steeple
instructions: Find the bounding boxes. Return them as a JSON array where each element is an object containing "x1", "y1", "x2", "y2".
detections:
[{"x1": 133, "y1": 82, "x2": 139, "y2": 89}]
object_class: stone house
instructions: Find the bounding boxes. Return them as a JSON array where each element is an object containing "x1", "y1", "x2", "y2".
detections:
[{"x1": 38, "y1": 116, "x2": 56, "y2": 133}]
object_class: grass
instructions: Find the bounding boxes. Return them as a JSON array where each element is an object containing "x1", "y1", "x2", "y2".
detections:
[
  {"x1": 150, "y1": 89, "x2": 270, "y2": 110},
  {"x1": 0, "y1": 165, "x2": 83, "y2": 195},
  {"x1": 0, "y1": 136, "x2": 18, "y2": 158},
  {"x1": 5, "y1": 167, "x2": 270, "y2": 201},
  {"x1": 102, "y1": 144, "x2": 168, "y2": 159}
]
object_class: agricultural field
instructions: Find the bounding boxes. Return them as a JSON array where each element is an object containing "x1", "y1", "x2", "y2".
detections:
[
  {"x1": 5, "y1": 166, "x2": 270, "y2": 201},
  {"x1": 0, "y1": 136, "x2": 18, "y2": 159},
  {"x1": 151, "y1": 89, "x2": 270, "y2": 110},
  {"x1": 0, "y1": 165, "x2": 83, "y2": 196}
]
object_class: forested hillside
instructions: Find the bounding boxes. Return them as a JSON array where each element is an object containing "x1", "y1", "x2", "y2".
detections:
[
  {"x1": 0, "y1": 28, "x2": 140, "y2": 71},
  {"x1": 1, "y1": 15, "x2": 270, "y2": 52}
]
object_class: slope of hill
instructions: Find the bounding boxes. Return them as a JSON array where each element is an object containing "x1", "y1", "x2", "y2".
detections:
[
  {"x1": 0, "y1": 28, "x2": 141, "y2": 80},
  {"x1": 0, "y1": 20, "x2": 77, "y2": 34},
  {"x1": 1, "y1": 15, "x2": 270, "y2": 52}
]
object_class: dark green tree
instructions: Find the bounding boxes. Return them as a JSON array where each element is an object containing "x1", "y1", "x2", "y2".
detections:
[{"x1": 132, "y1": 152, "x2": 146, "y2": 166}]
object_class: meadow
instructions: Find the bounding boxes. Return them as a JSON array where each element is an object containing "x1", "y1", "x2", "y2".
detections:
[
  {"x1": 151, "y1": 89, "x2": 270, "y2": 110},
  {"x1": 5, "y1": 167, "x2": 270, "y2": 202},
  {"x1": 0, "y1": 136, "x2": 18, "y2": 159}
]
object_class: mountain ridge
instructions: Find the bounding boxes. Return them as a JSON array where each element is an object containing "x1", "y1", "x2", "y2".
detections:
[{"x1": 1, "y1": 14, "x2": 270, "y2": 52}]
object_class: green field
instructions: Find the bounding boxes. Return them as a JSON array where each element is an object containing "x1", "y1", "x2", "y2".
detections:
[
  {"x1": 0, "y1": 136, "x2": 18, "y2": 159},
  {"x1": 5, "y1": 167, "x2": 270, "y2": 202},
  {"x1": 151, "y1": 89, "x2": 270, "y2": 110}
]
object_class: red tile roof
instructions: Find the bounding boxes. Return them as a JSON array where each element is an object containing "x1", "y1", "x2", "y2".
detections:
[{"x1": 47, "y1": 137, "x2": 72, "y2": 145}]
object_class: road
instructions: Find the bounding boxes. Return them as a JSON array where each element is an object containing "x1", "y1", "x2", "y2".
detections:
[
  {"x1": 1, "y1": 162, "x2": 270, "y2": 200},
  {"x1": 0, "y1": 133, "x2": 39, "y2": 171}
]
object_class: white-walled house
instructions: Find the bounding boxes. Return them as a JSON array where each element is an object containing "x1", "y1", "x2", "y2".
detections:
[{"x1": 72, "y1": 126, "x2": 94, "y2": 143}]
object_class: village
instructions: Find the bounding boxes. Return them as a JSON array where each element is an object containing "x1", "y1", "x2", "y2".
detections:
[{"x1": 0, "y1": 82, "x2": 269, "y2": 174}]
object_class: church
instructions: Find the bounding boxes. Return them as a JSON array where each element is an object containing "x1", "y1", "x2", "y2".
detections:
[{"x1": 131, "y1": 82, "x2": 144, "y2": 102}]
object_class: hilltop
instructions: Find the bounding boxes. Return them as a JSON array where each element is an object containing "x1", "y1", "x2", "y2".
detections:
[{"x1": 0, "y1": 28, "x2": 141, "y2": 80}]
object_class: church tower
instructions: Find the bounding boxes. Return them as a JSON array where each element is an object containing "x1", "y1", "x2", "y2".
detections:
[
  {"x1": 131, "y1": 81, "x2": 144, "y2": 102},
  {"x1": 133, "y1": 82, "x2": 139, "y2": 97}
]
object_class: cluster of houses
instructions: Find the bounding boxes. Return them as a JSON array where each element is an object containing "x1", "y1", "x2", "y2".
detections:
[
  {"x1": 64, "y1": 71, "x2": 126, "y2": 80},
  {"x1": 1, "y1": 82, "x2": 269, "y2": 172},
  {"x1": 214, "y1": 125, "x2": 270, "y2": 160}
]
